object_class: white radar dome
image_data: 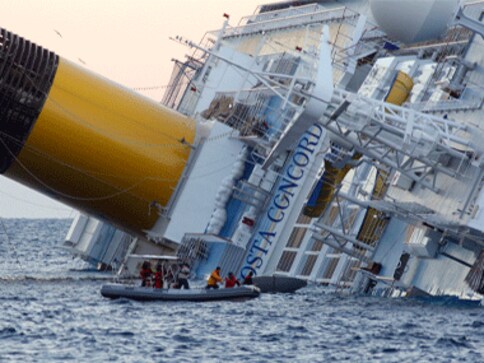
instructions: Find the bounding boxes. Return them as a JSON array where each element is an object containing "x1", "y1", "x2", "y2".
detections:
[{"x1": 369, "y1": 0, "x2": 461, "y2": 44}]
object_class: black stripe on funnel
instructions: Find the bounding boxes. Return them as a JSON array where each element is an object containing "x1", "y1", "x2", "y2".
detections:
[{"x1": 0, "y1": 27, "x2": 59, "y2": 172}]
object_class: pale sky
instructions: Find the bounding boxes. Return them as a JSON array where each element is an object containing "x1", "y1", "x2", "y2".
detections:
[{"x1": 0, "y1": 0, "x2": 280, "y2": 218}]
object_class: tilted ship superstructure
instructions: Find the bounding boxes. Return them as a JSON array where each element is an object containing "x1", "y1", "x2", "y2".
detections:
[{"x1": 0, "y1": 0, "x2": 483, "y2": 301}]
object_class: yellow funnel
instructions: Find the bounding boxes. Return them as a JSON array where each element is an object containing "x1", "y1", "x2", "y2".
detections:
[{"x1": 0, "y1": 28, "x2": 196, "y2": 237}]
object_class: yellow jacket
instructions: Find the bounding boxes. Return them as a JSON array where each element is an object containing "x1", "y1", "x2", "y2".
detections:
[{"x1": 207, "y1": 269, "x2": 223, "y2": 286}]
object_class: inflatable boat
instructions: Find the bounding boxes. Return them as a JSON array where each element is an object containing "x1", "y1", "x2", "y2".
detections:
[
  {"x1": 101, "y1": 283, "x2": 260, "y2": 302},
  {"x1": 252, "y1": 275, "x2": 307, "y2": 293}
]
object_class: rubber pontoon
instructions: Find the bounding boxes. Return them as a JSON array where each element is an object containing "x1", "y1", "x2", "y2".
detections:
[
  {"x1": 252, "y1": 275, "x2": 307, "y2": 293},
  {"x1": 101, "y1": 283, "x2": 260, "y2": 301}
]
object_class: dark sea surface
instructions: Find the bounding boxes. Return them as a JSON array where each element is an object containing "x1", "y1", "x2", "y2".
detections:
[{"x1": 0, "y1": 219, "x2": 482, "y2": 362}]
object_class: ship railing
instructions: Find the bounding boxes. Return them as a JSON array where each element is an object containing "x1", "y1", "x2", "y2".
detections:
[
  {"x1": 211, "y1": 87, "x2": 303, "y2": 150},
  {"x1": 222, "y1": 6, "x2": 358, "y2": 39},
  {"x1": 332, "y1": 88, "x2": 474, "y2": 154},
  {"x1": 243, "y1": 3, "x2": 323, "y2": 26},
  {"x1": 323, "y1": 88, "x2": 479, "y2": 194},
  {"x1": 411, "y1": 98, "x2": 483, "y2": 113},
  {"x1": 161, "y1": 36, "x2": 210, "y2": 113},
  {"x1": 332, "y1": 36, "x2": 380, "y2": 64},
  {"x1": 177, "y1": 235, "x2": 210, "y2": 263},
  {"x1": 360, "y1": 27, "x2": 387, "y2": 40},
  {"x1": 325, "y1": 141, "x2": 357, "y2": 165},
  {"x1": 330, "y1": 13, "x2": 388, "y2": 72},
  {"x1": 161, "y1": 60, "x2": 194, "y2": 111}
]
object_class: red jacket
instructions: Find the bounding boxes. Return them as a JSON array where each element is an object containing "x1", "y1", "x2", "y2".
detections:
[
  {"x1": 225, "y1": 275, "x2": 240, "y2": 288},
  {"x1": 140, "y1": 268, "x2": 152, "y2": 279},
  {"x1": 153, "y1": 271, "x2": 163, "y2": 289},
  {"x1": 140, "y1": 268, "x2": 152, "y2": 287}
]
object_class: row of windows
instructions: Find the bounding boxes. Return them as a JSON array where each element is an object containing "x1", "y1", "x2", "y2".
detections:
[{"x1": 277, "y1": 247, "x2": 363, "y2": 282}]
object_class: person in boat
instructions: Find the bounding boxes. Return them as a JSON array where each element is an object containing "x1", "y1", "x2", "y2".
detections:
[
  {"x1": 206, "y1": 266, "x2": 223, "y2": 289},
  {"x1": 165, "y1": 264, "x2": 176, "y2": 286},
  {"x1": 225, "y1": 272, "x2": 240, "y2": 288},
  {"x1": 177, "y1": 263, "x2": 190, "y2": 289},
  {"x1": 153, "y1": 263, "x2": 164, "y2": 289},
  {"x1": 243, "y1": 271, "x2": 254, "y2": 285},
  {"x1": 140, "y1": 261, "x2": 153, "y2": 287}
]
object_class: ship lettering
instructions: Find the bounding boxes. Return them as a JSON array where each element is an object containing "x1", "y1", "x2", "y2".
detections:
[
  {"x1": 250, "y1": 242, "x2": 270, "y2": 255},
  {"x1": 268, "y1": 206, "x2": 284, "y2": 222},
  {"x1": 293, "y1": 151, "x2": 310, "y2": 167},
  {"x1": 278, "y1": 177, "x2": 298, "y2": 197},
  {"x1": 258, "y1": 231, "x2": 276, "y2": 245},
  {"x1": 240, "y1": 125, "x2": 323, "y2": 278},
  {"x1": 273, "y1": 193, "x2": 291, "y2": 210},
  {"x1": 287, "y1": 164, "x2": 304, "y2": 180}
]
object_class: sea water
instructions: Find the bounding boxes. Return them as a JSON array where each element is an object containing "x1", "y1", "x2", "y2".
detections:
[{"x1": 0, "y1": 219, "x2": 482, "y2": 362}]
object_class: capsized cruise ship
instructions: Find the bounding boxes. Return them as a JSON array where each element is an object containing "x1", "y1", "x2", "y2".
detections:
[{"x1": 0, "y1": 0, "x2": 483, "y2": 301}]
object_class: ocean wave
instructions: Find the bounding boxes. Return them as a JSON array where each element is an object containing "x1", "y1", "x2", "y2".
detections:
[
  {"x1": 0, "y1": 219, "x2": 482, "y2": 362},
  {"x1": 0, "y1": 275, "x2": 117, "y2": 282}
]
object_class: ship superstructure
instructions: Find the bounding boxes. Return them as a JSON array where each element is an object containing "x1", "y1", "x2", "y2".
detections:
[{"x1": 0, "y1": 0, "x2": 483, "y2": 301}]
